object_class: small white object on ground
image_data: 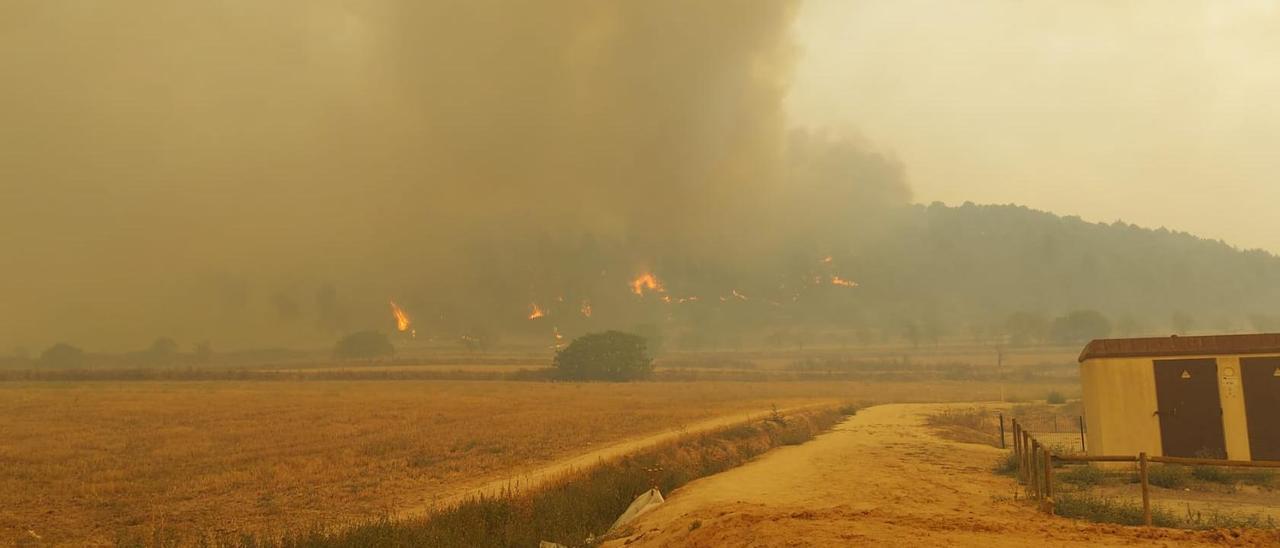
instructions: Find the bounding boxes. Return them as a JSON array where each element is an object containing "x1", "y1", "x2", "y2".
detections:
[{"x1": 608, "y1": 488, "x2": 665, "y2": 533}]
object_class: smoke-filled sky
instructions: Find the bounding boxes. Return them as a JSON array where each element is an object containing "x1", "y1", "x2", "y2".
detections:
[
  {"x1": 790, "y1": 0, "x2": 1280, "y2": 253},
  {"x1": 2, "y1": 1, "x2": 1276, "y2": 352}
]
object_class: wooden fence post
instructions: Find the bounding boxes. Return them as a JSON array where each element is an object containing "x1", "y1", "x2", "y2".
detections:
[
  {"x1": 1043, "y1": 446, "x2": 1054, "y2": 514},
  {"x1": 999, "y1": 413, "x2": 1006, "y2": 449},
  {"x1": 1078, "y1": 416, "x2": 1086, "y2": 453},
  {"x1": 1030, "y1": 439, "x2": 1041, "y2": 499},
  {"x1": 1012, "y1": 420, "x2": 1021, "y2": 479},
  {"x1": 1024, "y1": 430, "x2": 1033, "y2": 488},
  {"x1": 1139, "y1": 452, "x2": 1151, "y2": 526}
]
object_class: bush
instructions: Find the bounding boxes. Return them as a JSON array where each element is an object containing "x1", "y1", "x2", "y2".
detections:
[
  {"x1": 333, "y1": 331, "x2": 395, "y2": 360},
  {"x1": 40, "y1": 343, "x2": 85, "y2": 369},
  {"x1": 144, "y1": 337, "x2": 179, "y2": 366},
  {"x1": 1049, "y1": 310, "x2": 1112, "y2": 345},
  {"x1": 1058, "y1": 464, "x2": 1107, "y2": 486},
  {"x1": 553, "y1": 331, "x2": 653, "y2": 381},
  {"x1": 995, "y1": 452, "x2": 1020, "y2": 476},
  {"x1": 1055, "y1": 493, "x2": 1180, "y2": 527},
  {"x1": 1046, "y1": 391, "x2": 1066, "y2": 404},
  {"x1": 1191, "y1": 465, "x2": 1232, "y2": 484},
  {"x1": 1146, "y1": 464, "x2": 1189, "y2": 489}
]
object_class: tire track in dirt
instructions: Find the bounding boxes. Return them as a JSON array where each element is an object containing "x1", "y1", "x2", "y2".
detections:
[{"x1": 604, "y1": 403, "x2": 1278, "y2": 547}]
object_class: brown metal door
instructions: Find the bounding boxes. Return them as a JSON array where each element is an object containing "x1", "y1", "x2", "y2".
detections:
[
  {"x1": 1154, "y1": 358, "x2": 1226, "y2": 458},
  {"x1": 1241, "y1": 357, "x2": 1280, "y2": 461}
]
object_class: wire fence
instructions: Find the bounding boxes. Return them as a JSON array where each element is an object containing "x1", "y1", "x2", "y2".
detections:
[{"x1": 995, "y1": 413, "x2": 1086, "y2": 455}]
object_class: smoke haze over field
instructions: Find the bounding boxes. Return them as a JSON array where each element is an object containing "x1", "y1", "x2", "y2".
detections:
[
  {"x1": 791, "y1": 0, "x2": 1280, "y2": 253},
  {"x1": 4, "y1": 2, "x2": 1280, "y2": 354},
  {"x1": 1, "y1": 1, "x2": 912, "y2": 351}
]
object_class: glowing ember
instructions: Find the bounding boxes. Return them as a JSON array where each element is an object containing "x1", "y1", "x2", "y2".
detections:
[
  {"x1": 389, "y1": 300, "x2": 412, "y2": 332},
  {"x1": 528, "y1": 303, "x2": 546, "y2": 319},
  {"x1": 580, "y1": 299, "x2": 592, "y2": 317},
  {"x1": 831, "y1": 275, "x2": 859, "y2": 288},
  {"x1": 551, "y1": 326, "x2": 567, "y2": 349},
  {"x1": 630, "y1": 272, "x2": 665, "y2": 296}
]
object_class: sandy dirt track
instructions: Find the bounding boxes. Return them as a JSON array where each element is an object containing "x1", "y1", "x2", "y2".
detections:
[
  {"x1": 605, "y1": 404, "x2": 1278, "y2": 547},
  {"x1": 398, "y1": 401, "x2": 837, "y2": 518}
]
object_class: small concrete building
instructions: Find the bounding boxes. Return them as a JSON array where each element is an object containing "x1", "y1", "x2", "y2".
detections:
[{"x1": 1079, "y1": 334, "x2": 1280, "y2": 461}]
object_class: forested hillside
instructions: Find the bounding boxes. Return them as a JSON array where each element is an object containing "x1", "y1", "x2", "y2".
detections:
[{"x1": 808, "y1": 202, "x2": 1280, "y2": 345}]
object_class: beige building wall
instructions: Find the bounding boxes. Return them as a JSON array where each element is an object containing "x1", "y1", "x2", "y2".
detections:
[
  {"x1": 1082, "y1": 354, "x2": 1264, "y2": 459},
  {"x1": 1081, "y1": 357, "x2": 1161, "y2": 456},
  {"x1": 1218, "y1": 356, "x2": 1253, "y2": 461}
]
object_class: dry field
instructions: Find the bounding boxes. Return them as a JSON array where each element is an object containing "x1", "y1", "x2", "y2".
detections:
[{"x1": 0, "y1": 378, "x2": 1075, "y2": 545}]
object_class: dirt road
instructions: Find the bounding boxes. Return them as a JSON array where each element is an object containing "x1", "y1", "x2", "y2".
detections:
[
  {"x1": 397, "y1": 401, "x2": 837, "y2": 518},
  {"x1": 605, "y1": 404, "x2": 1276, "y2": 547}
]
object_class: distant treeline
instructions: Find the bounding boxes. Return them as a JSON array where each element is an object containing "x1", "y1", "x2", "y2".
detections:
[{"x1": 11, "y1": 202, "x2": 1280, "y2": 360}]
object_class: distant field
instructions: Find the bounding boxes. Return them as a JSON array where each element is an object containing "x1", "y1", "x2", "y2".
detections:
[{"x1": 0, "y1": 377, "x2": 1076, "y2": 545}]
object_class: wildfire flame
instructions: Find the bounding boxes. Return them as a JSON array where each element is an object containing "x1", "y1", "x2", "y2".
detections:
[
  {"x1": 821, "y1": 255, "x2": 833, "y2": 264},
  {"x1": 551, "y1": 326, "x2": 567, "y2": 350},
  {"x1": 630, "y1": 272, "x2": 665, "y2": 296},
  {"x1": 831, "y1": 275, "x2": 859, "y2": 288},
  {"x1": 580, "y1": 299, "x2": 592, "y2": 317},
  {"x1": 389, "y1": 300, "x2": 412, "y2": 332},
  {"x1": 528, "y1": 302, "x2": 546, "y2": 320},
  {"x1": 731, "y1": 289, "x2": 749, "y2": 301}
]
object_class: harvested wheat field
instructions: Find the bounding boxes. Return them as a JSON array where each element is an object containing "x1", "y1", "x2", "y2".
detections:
[
  {"x1": 605, "y1": 404, "x2": 1280, "y2": 547},
  {"x1": 0, "y1": 379, "x2": 1072, "y2": 545}
]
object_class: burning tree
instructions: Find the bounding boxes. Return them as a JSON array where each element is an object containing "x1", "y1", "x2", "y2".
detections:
[{"x1": 553, "y1": 330, "x2": 652, "y2": 381}]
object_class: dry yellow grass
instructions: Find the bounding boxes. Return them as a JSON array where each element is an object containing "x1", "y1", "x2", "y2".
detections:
[{"x1": 0, "y1": 378, "x2": 1074, "y2": 545}]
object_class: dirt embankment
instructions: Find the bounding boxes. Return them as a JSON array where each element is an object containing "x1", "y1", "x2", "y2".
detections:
[
  {"x1": 397, "y1": 401, "x2": 839, "y2": 519},
  {"x1": 605, "y1": 404, "x2": 1278, "y2": 547}
]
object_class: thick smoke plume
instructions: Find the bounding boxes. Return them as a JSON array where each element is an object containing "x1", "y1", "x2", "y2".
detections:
[{"x1": 0, "y1": 1, "x2": 911, "y2": 351}]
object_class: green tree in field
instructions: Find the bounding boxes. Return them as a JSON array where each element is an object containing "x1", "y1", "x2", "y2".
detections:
[
  {"x1": 333, "y1": 330, "x2": 395, "y2": 359},
  {"x1": 144, "y1": 336, "x2": 179, "y2": 365},
  {"x1": 40, "y1": 343, "x2": 85, "y2": 368},
  {"x1": 1004, "y1": 311, "x2": 1049, "y2": 346},
  {"x1": 193, "y1": 341, "x2": 214, "y2": 364},
  {"x1": 553, "y1": 330, "x2": 652, "y2": 381},
  {"x1": 1049, "y1": 310, "x2": 1112, "y2": 345}
]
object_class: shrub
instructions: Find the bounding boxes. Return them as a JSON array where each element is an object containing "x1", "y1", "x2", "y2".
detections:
[
  {"x1": 39, "y1": 343, "x2": 85, "y2": 369},
  {"x1": 1058, "y1": 464, "x2": 1107, "y2": 486},
  {"x1": 1055, "y1": 493, "x2": 1180, "y2": 527},
  {"x1": 553, "y1": 331, "x2": 653, "y2": 381},
  {"x1": 1049, "y1": 310, "x2": 1112, "y2": 345},
  {"x1": 995, "y1": 452, "x2": 1020, "y2": 476},
  {"x1": 1146, "y1": 464, "x2": 1189, "y2": 489},
  {"x1": 1190, "y1": 465, "x2": 1232, "y2": 484},
  {"x1": 1046, "y1": 391, "x2": 1066, "y2": 404},
  {"x1": 144, "y1": 337, "x2": 179, "y2": 366},
  {"x1": 1189, "y1": 466, "x2": 1276, "y2": 487},
  {"x1": 333, "y1": 331, "x2": 395, "y2": 359}
]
